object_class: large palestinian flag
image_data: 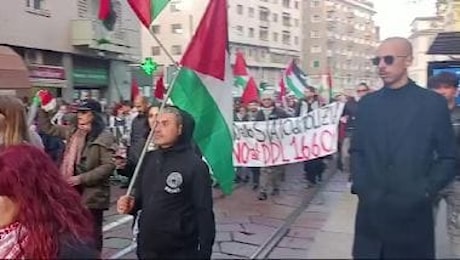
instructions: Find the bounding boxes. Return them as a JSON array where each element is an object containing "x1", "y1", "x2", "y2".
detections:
[{"x1": 169, "y1": 0, "x2": 235, "y2": 194}]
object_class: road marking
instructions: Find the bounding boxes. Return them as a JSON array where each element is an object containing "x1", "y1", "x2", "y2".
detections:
[
  {"x1": 109, "y1": 243, "x2": 137, "y2": 259},
  {"x1": 103, "y1": 215, "x2": 133, "y2": 233}
]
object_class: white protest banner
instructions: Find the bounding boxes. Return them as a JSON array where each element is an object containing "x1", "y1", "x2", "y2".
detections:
[{"x1": 233, "y1": 102, "x2": 345, "y2": 167}]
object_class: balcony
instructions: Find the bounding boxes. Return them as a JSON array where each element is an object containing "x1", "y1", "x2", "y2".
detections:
[{"x1": 71, "y1": 19, "x2": 134, "y2": 54}]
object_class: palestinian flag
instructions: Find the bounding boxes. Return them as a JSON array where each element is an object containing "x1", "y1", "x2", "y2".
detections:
[
  {"x1": 170, "y1": 0, "x2": 234, "y2": 194},
  {"x1": 241, "y1": 77, "x2": 259, "y2": 105},
  {"x1": 233, "y1": 52, "x2": 249, "y2": 97},
  {"x1": 282, "y1": 61, "x2": 308, "y2": 98},
  {"x1": 128, "y1": 0, "x2": 170, "y2": 28},
  {"x1": 98, "y1": 0, "x2": 116, "y2": 31}
]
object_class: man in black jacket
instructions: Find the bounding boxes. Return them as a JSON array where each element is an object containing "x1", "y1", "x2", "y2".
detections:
[
  {"x1": 351, "y1": 37, "x2": 456, "y2": 258},
  {"x1": 121, "y1": 96, "x2": 150, "y2": 188},
  {"x1": 117, "y1": 106, "x2": 215, "y2": 259}
]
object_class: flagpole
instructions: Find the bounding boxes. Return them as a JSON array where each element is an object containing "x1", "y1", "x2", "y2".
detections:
[{"x1": 125, "y1": 24, "x2": 182, "y2": 197}]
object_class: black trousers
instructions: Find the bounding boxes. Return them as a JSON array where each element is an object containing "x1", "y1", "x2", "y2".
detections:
[
  {"x1": 250, "y1": 167, "x2": 260, "y2": 185},
  {"x1": 89, "y1": 209, "x2": 104, "y2": 252},
  {"x1": 304, "y1": 158, "x2": 325, "y2": 184}
]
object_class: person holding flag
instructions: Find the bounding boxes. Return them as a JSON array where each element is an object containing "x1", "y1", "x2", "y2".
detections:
[{"x1": 117, "y1": 106, "x2": 215, "y2": 259}]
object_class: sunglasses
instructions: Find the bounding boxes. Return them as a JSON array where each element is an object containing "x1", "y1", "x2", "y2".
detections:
[
  {"x1": 357, "y1": 89, "x2": 368, "y2": 93},
  {"x1": 371, "y1": 55, "x2": 407, "y2": 66}
]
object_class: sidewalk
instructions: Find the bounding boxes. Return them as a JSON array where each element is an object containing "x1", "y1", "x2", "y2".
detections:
[{"x1": 306, "y1": 186, "x2": 357, "y2": 259}]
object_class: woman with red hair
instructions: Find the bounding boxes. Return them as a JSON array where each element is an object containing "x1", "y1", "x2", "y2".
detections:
[{"x1": 0, "y1": 144, "x2": 98, "y2": 259}]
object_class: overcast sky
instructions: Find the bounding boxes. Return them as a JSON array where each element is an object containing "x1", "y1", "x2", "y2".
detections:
[{"x1": 373, "y1": 0, "x2": 436, "y2": 39}]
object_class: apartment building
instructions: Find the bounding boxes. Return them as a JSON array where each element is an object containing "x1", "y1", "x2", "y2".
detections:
[
  {"x1": 142, "y1": 0, "x2": 302, "y2": 92},
  {"x1": 437, "y1": 0, "x2": 460, "y2": 31},
  {"x1": 0, "y1": 0, "x2": 141, "y2": 102},
  {"x1": 408, "y1": 16, "x2": 447, "y2": 87},
  {"x1": 302, "y1": 0, "x2": 380, "y2": 94}
]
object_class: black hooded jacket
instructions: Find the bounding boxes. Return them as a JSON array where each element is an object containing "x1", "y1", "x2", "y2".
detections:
[{"x1": 133, "y1": 107, "x2": 215, "y2": 259}]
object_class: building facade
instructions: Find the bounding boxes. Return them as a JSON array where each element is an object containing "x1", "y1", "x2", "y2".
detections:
[
  {"x1": 0, "y1": 0, "x2": 141, "y2": 103},
  {"x1": 408, "y1": 16, "x2": 447, "y2": 87},
  {"x1": 141, "y1": 0, "x2": 302, "y2": 93},
  {"x1": 301, "y1": 0, "x2": 379, "y2": 95},
  {"x1": 437, "y1": 0, "x2": 460, "y2": 31}
]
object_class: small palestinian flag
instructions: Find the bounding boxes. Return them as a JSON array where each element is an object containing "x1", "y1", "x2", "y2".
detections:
[{"x1": 128, "y1": 0, "x2": 171, "y2": 28}]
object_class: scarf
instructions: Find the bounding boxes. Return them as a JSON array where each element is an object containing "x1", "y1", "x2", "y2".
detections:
[
  {"x1": 60, "y1": 129, "x2": 88, "y2": 179},
  {"x1": 0, "y1": 222, "x2": 25, "y2": 259}
]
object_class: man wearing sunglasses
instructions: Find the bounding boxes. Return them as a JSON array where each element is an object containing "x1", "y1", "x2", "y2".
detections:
[
  {"x1": 428, "y1": 72, "x2": 460, "y2": 257},
  {"x1": 351, "y1": 37, "x2": 456, "y2": 259}
]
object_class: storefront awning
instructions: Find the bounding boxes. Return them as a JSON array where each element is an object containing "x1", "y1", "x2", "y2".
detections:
[
  {"x1": 0, "y1": 46, "x2": 30, "y2": 89},
  {"x1": 427, "y1": 32, "x2": 460, "y2": 55}
]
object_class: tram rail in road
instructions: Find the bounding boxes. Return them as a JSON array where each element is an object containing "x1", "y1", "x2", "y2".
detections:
[{"x1": 105, "y1": 164, "x2": 337, "y2": 259}]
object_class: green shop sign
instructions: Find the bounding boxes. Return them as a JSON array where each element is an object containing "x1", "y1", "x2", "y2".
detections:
[{"x1": 73, "y1": 68, "x2": 108, "y2": 86}]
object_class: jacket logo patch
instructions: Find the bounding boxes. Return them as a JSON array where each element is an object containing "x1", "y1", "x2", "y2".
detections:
[{"x1": 165, "y1": 172, "x2": 183, "y2": 194}]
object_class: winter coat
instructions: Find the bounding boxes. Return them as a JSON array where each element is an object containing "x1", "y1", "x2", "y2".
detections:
[
  {"x1": 350, "y1": 82, "x2": 456, "y2": 258},
  {"x1": 37, "y1": 110, "x2": 116, "y2": 210}
]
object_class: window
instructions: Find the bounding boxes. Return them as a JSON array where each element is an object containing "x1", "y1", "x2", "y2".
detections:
[
  {"x1": 151, "y1": 46, "x2": 161, "y2": 56},
  {"x1": 294, "y1": 18, "x2": 299, "y2": 27},
  {"x1": 311, "y1": 0, "x2": 320, "y2": 8},
  {"x1": 294, "y1": 1, "x2": 299, "y2": 9},
  {"x1": 282, "y1": 30, "x2": 291, "y2": 45},
  {"x1": 170, "y1": 1, "x2": 181, "y2": 12},
  {"x1": 26, "y1": 0, "x2": 44, "y2": 9},
  {"x1": 310, "y1": 30, "x2": 320, "y2": 38},
  {"x1": 171, "y1": 45, "x2": 182, "y2": 55},
  {"x1": 311, "y1": 14, "x2": 321, "y2": 22},
  {"x1": 259, "y1": 7, "x2": 269, "y2": 21},
  {"x1": 26, "y1": 0, "x2": 50, "y2": 16},
  {"x1": 236, "y1": 25, "x2": 244, "y2": 35},
  {"x1": 282, "y1": 12, "x2": 291, "y2": 26},
  {"x1": 249, "y1": 27, "x2": 255, "y2": 37},
  {"x1": 273, "y1": 32, "x2": 279, "y2": 42},
  {"x1": 282, "y1": 0, "x2": 290, "y2": 8},
  {"x1": 237, "y1": 4, "x2": 243, "y2": 15},
  {"x1": 273, "y1": 13, "x2": 278, "y2": 22},
  {"x1": 171, "y1": 24, "x2": 183, "y2": 34},
  {"x1": 311, "y1": 45, "x2": 321, "y2": 53},
  {"x1": 259, "y1": 26, "x2": 269, "y2": 41},
  {"x1": 248, "y1": 7, "x2": 254, "y2": 17},
  {"x1": 312, "y1": 60, "x2": 320, "y2": 68},
  {"x1": 294, "y1": 36, "x2": 299, "y2": 45},
  {"x1": 151, "y1": 25, "x2": 160, "y2": 34}
]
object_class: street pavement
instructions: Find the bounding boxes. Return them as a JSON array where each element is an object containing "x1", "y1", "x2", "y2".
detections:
[
  {"x1": 101, "y1": 159, "x2": 345, "y2": 259},
  {"x1": 100, "y1": 159, "x2": 454, "y2": 259}
]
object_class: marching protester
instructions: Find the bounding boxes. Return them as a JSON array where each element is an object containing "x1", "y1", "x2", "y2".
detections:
[
  {"x1": 295, "y1": 86, "x2": 326, "y2": 188},
  {"x1": 245, "y1": 100, "x2": 262, "y2": 190},
  {"x1": 123, "y1": 96, "x2": 150, "y2": 188},
  {"x1": 0, "y1": 144, "x2": 98, "y2": 259},
  {"x1": 36, "y1": 91, "x2": 116, "y2": 252},
  {"x1": 256, "y1": 91, "x2": 290, "y2": 200},
  {"x1": 341, "y1": 83, "x2": 370, "y2": 184},
  {"x1": 0, "y1": 96, "x2": 43, "y2": 149},
  {"x1": 234, "y1": 105, "x2": 250, "y2": 183},
  {"x1": 428, "y1": 71, "x2": 460, "y2": 257},
  {"x1": 118, "y1": 104, "x2": 161, "y2": 247},
  {"x1": 117, "y1": 106, "x2": 215, "y2": 259},
  {"x1": 351, "y1": 37, "x2": 456, "y2": 258}
]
